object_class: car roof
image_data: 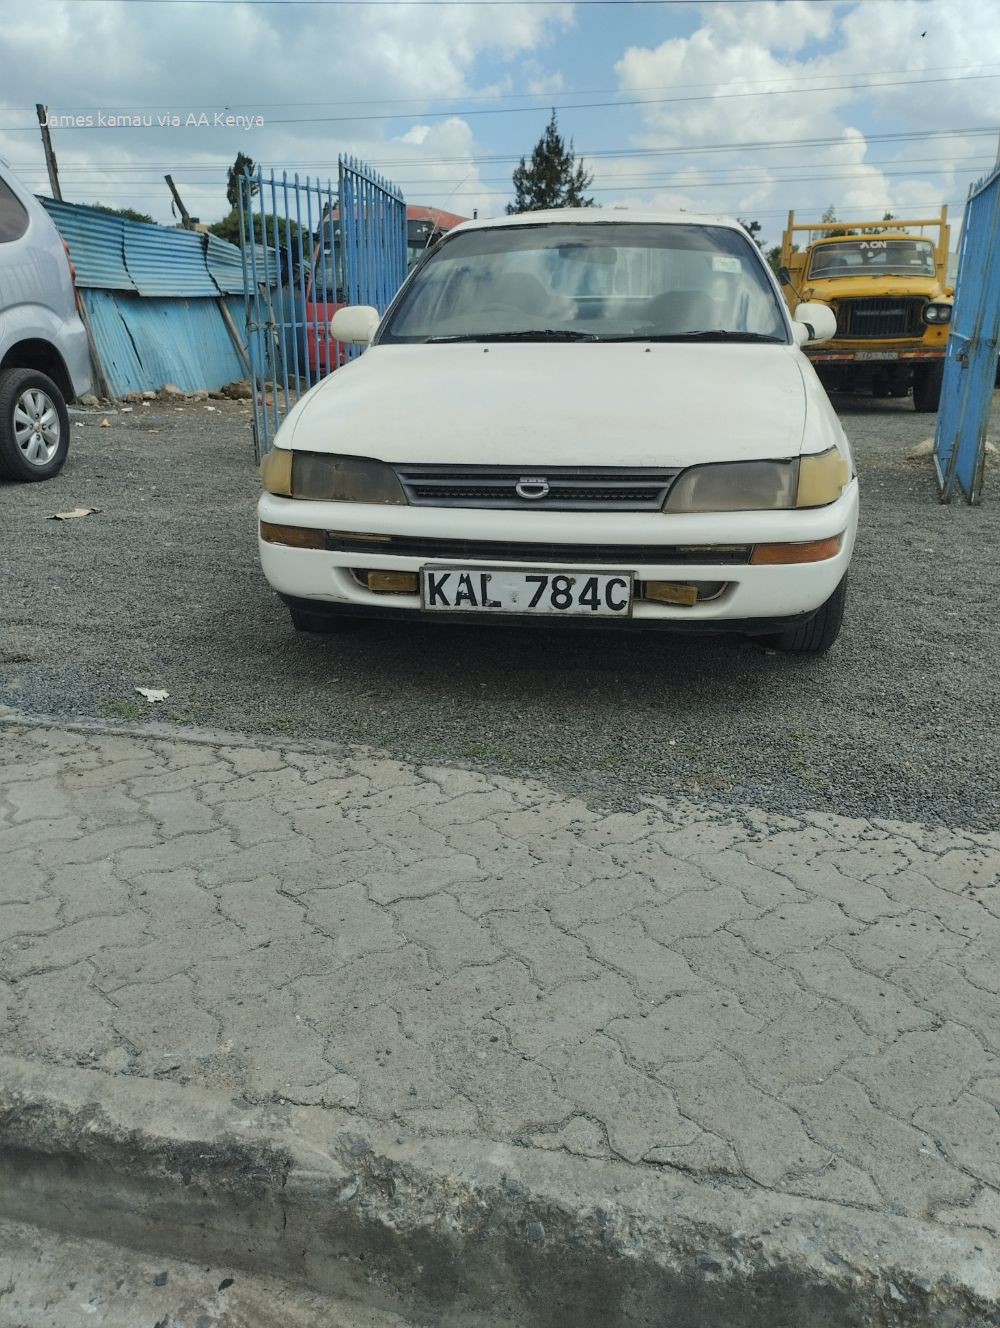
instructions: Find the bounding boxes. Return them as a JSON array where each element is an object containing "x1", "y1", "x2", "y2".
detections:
[{"x1": 448, "y1": 208, "x2": 747, "y2": 235}]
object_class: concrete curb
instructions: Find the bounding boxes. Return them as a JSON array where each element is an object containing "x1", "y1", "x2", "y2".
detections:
[{"x1": 1, "y1": 1057, "x2": 997, "y2": 1327}]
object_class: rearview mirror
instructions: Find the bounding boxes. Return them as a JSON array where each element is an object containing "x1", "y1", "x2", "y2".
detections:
[
  {"x1": 331, "y1": 305, "x2": 380, "y2": 345},
  {"x1": 557, "y1": 244, "x2": 617, "y2": 265},
  {"x1": 793, "y1": 301, "x2": 837, "y2": 345},
  {"x1": 777, "y1": 266, "x2": 792, "y2": 286}
]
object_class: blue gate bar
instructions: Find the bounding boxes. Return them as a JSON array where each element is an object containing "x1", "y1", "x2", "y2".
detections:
[
  {"x1": 239, "y1": 161, "x2": 407, "y2": 455},
  {"x1": 934, "y1": 162, "x2": 1000, "y2": 504}
]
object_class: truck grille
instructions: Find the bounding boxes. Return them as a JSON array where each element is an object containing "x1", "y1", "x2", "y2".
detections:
[
  {"x1": 394, "y1": 465, "x2": 680, "y2": 511},
  {"x1": 835, "y1": 297, "x2": 925, "y2": 340}
]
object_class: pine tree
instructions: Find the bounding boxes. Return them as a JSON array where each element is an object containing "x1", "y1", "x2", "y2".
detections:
[
  {"x1": 227, "y1": 152, "x2": 257, "y2": 212},
  {"x1": 737, "y1": 218, "x2": 764, "y2": 250},
  {"x1": 507, "y1": 111, "x2": 594, "y2": 214}
]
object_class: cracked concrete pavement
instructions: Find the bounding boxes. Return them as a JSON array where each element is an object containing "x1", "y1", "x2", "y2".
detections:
[{"x1": 2, "y1": 711, "x2": 1000, "y2": 1263}]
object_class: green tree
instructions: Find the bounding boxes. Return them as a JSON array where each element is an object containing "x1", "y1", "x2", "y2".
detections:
[
  {"x1": 820, "y1": 204, "x2": 855, "y2": 238},
  {"x1": 90, "y1": 202, "x2": 155, "y2": 224},
  {"x1": 737, "y1": 218, "x2": 764, "y2": 250},
  {"x1": 861, "y1": 211, "x2": 896, "y2": 235},
  {"x1": 227, "y1": 152, "x2": 257, "y2": 212},
  {"x1": 208, "y1": 208, "x2": 299, "y2": 249},
  {"x1": 507, "y1": 111, "x2": 594, "y2": 214}
]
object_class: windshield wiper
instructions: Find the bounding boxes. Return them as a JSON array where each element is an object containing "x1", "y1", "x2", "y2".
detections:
[
  {"x1": 425, "y1": 329, "x2": 600, "y2": 343},
  {"x1": 603, "y1": 330, "x2": 784, "y2": 344}
]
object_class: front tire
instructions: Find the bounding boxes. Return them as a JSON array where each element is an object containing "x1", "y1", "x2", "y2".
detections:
[
  {"x1": 762, "y1": 575, "x2": 848, "y2": 654},
  {"x1": 912, "y1": 363, "x2": 943, "y2": 413},
  {"x1": 0, "y1": 368, "x2": 70, "y2": 482}
]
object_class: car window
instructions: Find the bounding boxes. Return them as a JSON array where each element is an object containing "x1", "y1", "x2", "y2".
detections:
[
  {"x1": 0, "y1": 175, "x2": 30, "y2": 243},
  {"x1": 809, "y1": 238, "x2": 936, "y2": 278},
  {"x1": 380, "y1": 222, "x2": 788, "y2": 343}
]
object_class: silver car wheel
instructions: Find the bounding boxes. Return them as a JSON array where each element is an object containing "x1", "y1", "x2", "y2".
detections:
[{"x1": 13, "y1": 387, "x2": 61, "y2": 466}]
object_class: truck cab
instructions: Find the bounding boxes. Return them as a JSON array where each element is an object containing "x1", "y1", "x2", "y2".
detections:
[{"x1": 779, "y1": 210, "x2": 952, "y2": 412}]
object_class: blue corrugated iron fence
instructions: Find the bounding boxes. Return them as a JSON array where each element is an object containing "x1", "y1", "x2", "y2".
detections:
[
  {"x1": 239, "y1": 158, "x2": 406, "y2": 455},
  {"x1": 40, "y1": 198, "x2": 272, "y2": 397},
  {"x1": 933, "y1": 164, "x2": 1000, "y2": 503}
]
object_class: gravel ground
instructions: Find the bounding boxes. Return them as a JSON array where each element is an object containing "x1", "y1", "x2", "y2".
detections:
[{"x1": 1, "y1": 391, "x2": 997, "y2": 829}]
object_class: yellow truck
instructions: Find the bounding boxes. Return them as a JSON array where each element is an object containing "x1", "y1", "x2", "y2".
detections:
[{"x1": 778, "y1": 209, "x2": 953, "y2": 412}]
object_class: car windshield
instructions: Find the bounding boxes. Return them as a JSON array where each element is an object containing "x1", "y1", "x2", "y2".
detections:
[
  {"x1": 808, "y1": 238, "x2": 937, "y2": 279},
  {"x1": 379, "y1": 221, "x2": 788, "y2": 344}
]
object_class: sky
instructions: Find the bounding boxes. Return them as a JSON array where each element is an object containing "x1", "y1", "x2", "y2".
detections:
[{"x1": 0, "y1": 0, "x2": 997, "y2": 247}]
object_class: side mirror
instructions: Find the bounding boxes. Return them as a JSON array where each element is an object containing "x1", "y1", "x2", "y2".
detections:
[
  {"x1": 793, "y1": 301, "x2": 837, "y2": 345},
  {"x1": 777, "y1": 266, "x2": 792, "y2": 286},
  {"x1": 330, "y1": 305, "x2": 380, "y2": 345}
]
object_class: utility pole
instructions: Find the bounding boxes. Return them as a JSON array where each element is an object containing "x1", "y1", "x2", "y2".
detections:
[
  {"x1": 164, "y1": 174, "x2": 195, "y2": 229},
  {"x1": 35, "y1": 104, "x2": 63, "y2": 201}
]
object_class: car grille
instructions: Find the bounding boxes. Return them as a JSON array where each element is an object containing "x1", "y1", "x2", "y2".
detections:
[
  {"x1": 834, "y1": 297, "x2": 925, "y2": 339},
  {"x1": 394, "y1": 465, "x2": 680, "y2": 511},
  {"x1": 325, "y1": 531, "x2": 752, "y2": 565}
]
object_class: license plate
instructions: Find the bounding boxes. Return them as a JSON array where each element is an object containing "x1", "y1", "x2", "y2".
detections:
[
  {"x1": 854, "y1": 350, "x2": 900, "y2": 361},
  {"x1": 420, "y1": 566, "x2": 633, "y2": 617}
]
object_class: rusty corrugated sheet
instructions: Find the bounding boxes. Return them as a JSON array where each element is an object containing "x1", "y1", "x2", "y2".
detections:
[
  {"x1": 80, "y1": 290, "x2": 245, "y2": 396},
  {"x1": 122, "y1": 220, "x2": 219, "y2": 297},
  {"x1": 205, "y1": 233, "x2": 247, "y2": 295},
  {"x1": 39, "y1": 198, "x2": 135, "y2": 291},
  {"x1": 39, "y1": 197, "x2": 257, "y2": 296}
]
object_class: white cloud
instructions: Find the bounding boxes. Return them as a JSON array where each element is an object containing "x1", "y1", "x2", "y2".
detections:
[
  {"x1": 0, "y1": 0, "x2": 572, "y2": 223},
  {"x1": 605, "y1": 0, "x2": 999, "y2": 244}
]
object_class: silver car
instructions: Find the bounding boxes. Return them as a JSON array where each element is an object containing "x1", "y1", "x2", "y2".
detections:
[{"x1": 0, "y1": 159, "x2": 92, "y2": 481}]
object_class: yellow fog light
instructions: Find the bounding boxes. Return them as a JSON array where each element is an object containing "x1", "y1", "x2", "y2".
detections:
[
  {"x1": 796, "y1": 449, "x2": 850, "y2": 508},
  {"x1": 367, "y1": 571, "x2": 418, "y2": 594},
  {"x1": 751, "y1": 535, "x2": 842, "y2": 565},
  {"x1": 643, "y1": 581, "x2": 699, "y2": 606}
]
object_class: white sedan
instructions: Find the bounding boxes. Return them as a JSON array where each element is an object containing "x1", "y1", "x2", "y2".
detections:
[{"x1": 259, "y1": 209, "x2": 856, "y2": 653}]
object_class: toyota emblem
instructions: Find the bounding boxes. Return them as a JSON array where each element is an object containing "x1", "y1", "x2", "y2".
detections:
[{"x1": 516, "y1": 476, "x2": 550, "y2": 500}]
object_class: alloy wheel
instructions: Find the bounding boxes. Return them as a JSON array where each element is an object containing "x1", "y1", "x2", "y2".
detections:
[{"x1": 13, "y1": 388, "x2": 61, "y2": 466}]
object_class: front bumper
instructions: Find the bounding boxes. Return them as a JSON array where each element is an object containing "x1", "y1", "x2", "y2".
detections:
[
  {"x1": 807, "y1": 344, "x2": 943, "y2": 364},
  {"x1": 257, "y1": 481, "x2": 859, "y2": 628}
]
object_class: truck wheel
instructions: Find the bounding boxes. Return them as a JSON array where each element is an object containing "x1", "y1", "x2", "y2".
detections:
[
  {"x1": 0, "y1": 368, "x2": 70, "y2": 482},
  {"x1": 761, "y1": 576, "x2": 848, "y2": 655},
  {"x1": 913, "y1": 363, "x2": 943, "y2": 413}
]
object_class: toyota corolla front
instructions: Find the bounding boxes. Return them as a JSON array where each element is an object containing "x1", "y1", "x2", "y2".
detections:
[{"x1": 258, "y1": 211, "x2": 856, "y2": 653}]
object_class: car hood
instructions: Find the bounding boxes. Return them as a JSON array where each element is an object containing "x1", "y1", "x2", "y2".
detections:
[
  {"x1": 800, "y1": 275, "x2": 948, "y2": 302},
  {"x1": 286, "y1": 342, "x2": 809, "y2": 466}
]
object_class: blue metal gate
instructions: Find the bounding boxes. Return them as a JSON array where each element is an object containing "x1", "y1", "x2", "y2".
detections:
[
  {"x1": 934, "y1": 163, "x2": 1000, "y2": 504},
  {"x1": 238, "y1": 158, "x2": 407, "y2": 456}
]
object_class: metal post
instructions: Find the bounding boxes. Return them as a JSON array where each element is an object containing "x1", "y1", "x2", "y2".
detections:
[
  {"x1": 35, "y1": 105, "x2": 62, "y2": 201},
  {"x1": 164, "y1": 175, "x2": 194, "y2": 230}
]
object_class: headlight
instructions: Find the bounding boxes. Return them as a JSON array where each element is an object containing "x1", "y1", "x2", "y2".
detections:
[
  {"x1": 663, "y1": 460, "x2": 797, "y2": 513},
  {"x1": 924, "y1": 303, "x2": 952, "y2": 325},
  {"x1": 663, "y1": 449, "x2": 850, "y2": 513},
  {"x1": 261, "y1": 451, "x2": 407, "y2": 504}
]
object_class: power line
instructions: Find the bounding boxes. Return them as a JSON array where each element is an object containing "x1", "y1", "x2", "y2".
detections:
[
  {"x1": 11, "y1": 125, "x2": 998, "y2": 172},
  {"x1": 266, "y1": 72, "x2": 1000, "y2": 123},
  {"x1": 14, "y1": 154, "x2": 991, "y2": 183},
  {"x1": 54, "y1": 162, "x2": 988, "y2": 196},
  {"x1": 10, "y1": 61, "x2": 997, "y2": 114},
  {"x1": 47, "y1": 0, "x2": 936, "y2": 6},
  {"x1": 6, "y1": 72, "x2": 991, "y2": 132}
]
